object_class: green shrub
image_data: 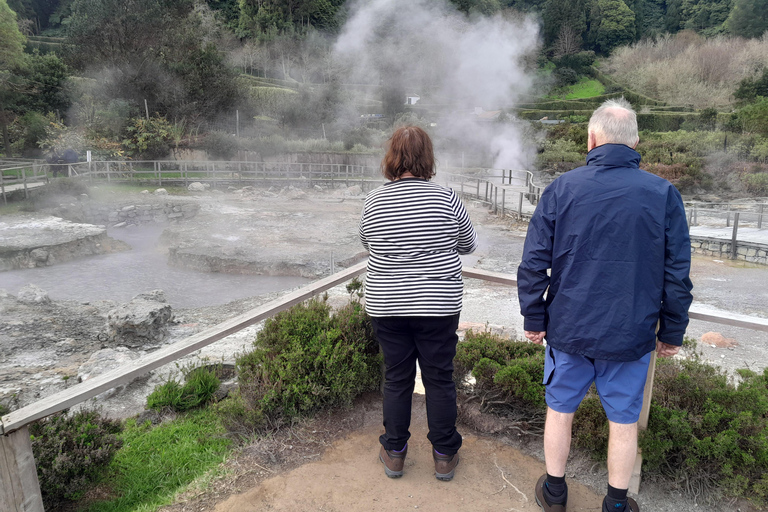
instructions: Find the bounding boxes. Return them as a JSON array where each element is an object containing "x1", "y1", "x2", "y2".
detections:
[
  {"x1": 217, "y1": 298, "x2": 381, "y2": 432},
  {"x1": 743, "y1": 172, "x2": 768, "y2": 194},
  {"x1": 29, "y1": 410, "x2": 123, "y2": 509},
  {"x1": 454, "y1": 334, "x2": 768, "y2": 502},
  {"x1": 640, "y1": 359, "x2": 768, "y2": 502},
  {"x1": 146, "y1": 365, "x2": 220, "y2": 412},
  {"x1": 122, "y1": 116, "x2": 173, "y2": 159},
  {"x1": 538, "y1": 139, "x2": 584, "y2": 167},
  {"x1": 454, "y1": 330, "x2": 545, "y2": 407},
  {"x1": 202, "y1": 131, "x2": 240, "y2": 160}
]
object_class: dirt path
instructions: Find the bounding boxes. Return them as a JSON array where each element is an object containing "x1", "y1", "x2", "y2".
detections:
[{"x1": 211, "y1": 394, "x2": 603, "y2": 512}]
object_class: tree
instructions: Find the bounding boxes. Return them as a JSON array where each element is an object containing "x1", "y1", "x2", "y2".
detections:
[
  {"x1": 553, "y1": 24, "x2": 582, "y2": 56},
  {"x1": 588, "y1": 0, "x2": 636, "y2": 55},
  {"x1": 737, "y1": 97, "x2": 768, "y2": 135},
  {"x1": 542, "y1": 0, "x2": 588, "y2": 47},
  {"x1": 681, "y1": 0, "x2": 733, "y2": 34},
  {"x1": 19, "y1": 51, "x2": 69, "y2": 115},
  {"x1": 726, "y1": 0, "x2": 768, "y2": 38},
  {"x1": 0, "y1": 0, "x2": 26, "y2": 155},
  {"x1": 66, "y1": 0, "x2": 237, "y2": 123}
]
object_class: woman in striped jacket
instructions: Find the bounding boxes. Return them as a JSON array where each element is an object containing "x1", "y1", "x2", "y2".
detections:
[{"x1": 359, "y1": 125, "x2": 477, "y2": 482}]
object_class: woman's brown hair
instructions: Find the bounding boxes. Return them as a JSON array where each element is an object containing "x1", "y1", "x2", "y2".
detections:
[{"x1": 381, "y1": 125, "x2": 436, "y2": 181}]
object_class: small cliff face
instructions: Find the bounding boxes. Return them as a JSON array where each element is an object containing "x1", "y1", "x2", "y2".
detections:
[{"x1": 0, "y1": 215, "x2": 131, "y2": 271}]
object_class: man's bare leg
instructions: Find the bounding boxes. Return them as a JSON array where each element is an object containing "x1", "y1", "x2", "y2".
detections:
[
  {"x1": 606, "y1": 421, "x2": 638, "y2": 488},
  {"x1": 544, "y1": 407, "x2": 575, "y2": 477}
]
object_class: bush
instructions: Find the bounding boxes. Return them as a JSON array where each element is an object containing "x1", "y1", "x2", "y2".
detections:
[
  {"x1": 201, "y1": 131, "x2": 240, "y2": 160},
  {"x1": 744, "y1": 172, "x2": 768, "y2": 194},
  {"x1": 122, "y1": 116, "x2": 173, "y2": 159},
  {"x1": 146, "y1": 365, "x2": 220, "y2": 412},
  {"x1": 537, "y1": 138, "x2": 584, "y2": 167},
  {"x1": 30, "y1": 410, "x2": 123, "y2": 509},
  {"x1": 217, "y1": 298, "x2": 381, "y2": 432},
  {"x1": 640, "y1": 356, "x2": 768, "y2": 502},
  {"x1": 454, "y1": 333, "x2": 768, "y2": 502},
  {"x1": 454, "y1": 330, "x2": 545, "y2": 408}
]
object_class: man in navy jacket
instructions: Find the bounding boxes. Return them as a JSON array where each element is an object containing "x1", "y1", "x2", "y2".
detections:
[{"x1": 518, "y1": 98, "x2": 693, "y2": 512}]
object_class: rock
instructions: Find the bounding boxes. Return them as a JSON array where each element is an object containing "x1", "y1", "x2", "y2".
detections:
[
  {"x1": 188, "y1": 182, "x2": 207, "y2": 192},
  {"x1": 30, "y1": 248, "x2": 49, "y2": 263},
  {"x1": 107, "y1": 290, "x2": 174, "y2": 347},
  {"x1": 17, "y1": 284, "x2": 51, "y2": 304},
  {"x1": 154, "y1": 188, "x2": 168, "y2": 196},
  {"x1": 701, "y1": 332, "x2": 738, "y2": 348},
  {"x1": 284, "y1": 187, "x2": 306, "y2": 200},
  {"x1": 141, "y1": 190, "x2": 150, "y2": 194},
  {"x1": 332, "y1": 185, "x2": 363, "y2": 198},
  {"x1": 78, "y1": 347, "x2": 143, "y2": 400}
]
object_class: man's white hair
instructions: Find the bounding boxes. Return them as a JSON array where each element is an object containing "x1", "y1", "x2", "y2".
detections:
[{"x1": 588, "y1": 98, "x2": 639, "y2": 148}]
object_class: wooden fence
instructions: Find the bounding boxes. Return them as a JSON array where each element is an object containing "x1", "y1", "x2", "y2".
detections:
[
  {"x1": 3, "y1": 260, "x2": 768, "y2": 510},
  {"x1": 0, "y1": 163, "x2": 49, "y2": 205}
]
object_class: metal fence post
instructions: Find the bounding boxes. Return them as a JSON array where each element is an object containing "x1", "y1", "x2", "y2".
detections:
[
  {"x1": 518, "y1": 192, "x2": 524, "y2": 220},
  {"x1": 731, "y1": 212, "x2": 739, "y2": 260},
  {"x1": 759, "y1": 204, "x2": 764, "y2": 230}
]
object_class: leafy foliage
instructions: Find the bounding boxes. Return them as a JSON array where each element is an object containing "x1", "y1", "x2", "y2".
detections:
[
  {"x1": 202, "y1": 130, "x2": 241, "y2": 160},
  {"x1": 29, "y1": 410, "x2": 123, "y2": 509},
  {"x1": 454, "y1": 330, "x2": 546, "y2": 408},
  {"x1": 217, "y1": 298, "x2": 381, "y2": 433},
  {"x1": 640, "y1": 354, "x2": 768, "y2": 502},
  {"x1": 122, "y1": 116, "x2": 173, "y2": 159},
  {"x1": 146, "y1": 366, "x2": 221, "y2": 412}
]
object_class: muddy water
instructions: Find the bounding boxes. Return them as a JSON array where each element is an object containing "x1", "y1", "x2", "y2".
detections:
[{"x1": 0, "y1": 225, "x2": 310, "y2": 308}]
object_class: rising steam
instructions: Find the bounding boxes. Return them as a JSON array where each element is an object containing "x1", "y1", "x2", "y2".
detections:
[{"x1": 334, "y1": 0, "x2": 541, "y2": 169}]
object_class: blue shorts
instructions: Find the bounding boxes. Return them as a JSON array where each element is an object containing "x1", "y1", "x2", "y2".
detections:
[{"x1": 543, "y1": 345, "x2": 652, "y2": 424}]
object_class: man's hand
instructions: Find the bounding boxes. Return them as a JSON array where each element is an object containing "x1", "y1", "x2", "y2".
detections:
[
  {"x1": 525, "y1": 331, "x2": 546, "y2": 344},
  {"x1": 656, "y1": 341, "x2": 681, "y2": 358}
]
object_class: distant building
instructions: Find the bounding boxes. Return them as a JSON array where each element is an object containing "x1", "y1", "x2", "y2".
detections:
[{"x1": 405, "y1": 94, "x2": 421, "y2": 105}]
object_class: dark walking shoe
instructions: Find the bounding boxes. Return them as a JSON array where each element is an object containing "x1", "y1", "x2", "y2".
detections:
[
  {"x1": 379, "y1": 445, "x2": 407, "y2": 478},
  {"x1": 433, "y1": 449, "x2": 459, "y2": 481},
  {"x1": 603, "y1": 497, "x2": 640, "y2": 512},
  {"x1": 535, "y1": 474, "x2": 567, "y2": 511}
]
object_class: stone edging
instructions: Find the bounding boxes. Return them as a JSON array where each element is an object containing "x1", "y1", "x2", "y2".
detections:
[{"x1": 690, "y1": 236, "x2": 768, "y2": 265}]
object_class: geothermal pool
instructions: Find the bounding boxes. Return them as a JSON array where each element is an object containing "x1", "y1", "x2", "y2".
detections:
[{"x1": 0, "y1": 225, "x2": 310, "y2": 308}]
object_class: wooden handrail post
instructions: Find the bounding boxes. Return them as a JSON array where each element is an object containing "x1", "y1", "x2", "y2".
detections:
[
  {"x1": 731, "y1": 212, "x2": 739, "y2": 260},
  {"x1": 0, "y1": 426, "x2": 44, "y2": 512},
  {"x1": 629, "y1": 350, "x2": 658, "y2": 494}
]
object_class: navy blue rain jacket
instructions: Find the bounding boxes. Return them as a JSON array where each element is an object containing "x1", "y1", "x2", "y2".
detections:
[{"x1": 517, "y1": 144, "x2": 693, "y2": 361}]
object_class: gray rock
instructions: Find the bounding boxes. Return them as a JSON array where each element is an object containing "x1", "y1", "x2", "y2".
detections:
[
  {"x1": 30, "y1": 248, "x2": 49, "y2": 263},
  {"x1": 17, "y1": 284, "x2": 51, "y2": 304},
  {"x1": 188, "y1": 182, "x2": 208, "y2": 192},
  {"x1": 154, "y1": 188, "x2": 168, "y2": 196},
  {"x1": 107, "y1": 290, "x2": 173, "y2": 347},
  {"x1": 78, "y1": 347, "x2": 143, "y2": 400}
]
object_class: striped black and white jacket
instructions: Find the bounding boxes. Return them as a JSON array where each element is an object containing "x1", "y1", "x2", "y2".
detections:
[{"x1": 358, "y1": 178, "x2": 478, "y2": 317}]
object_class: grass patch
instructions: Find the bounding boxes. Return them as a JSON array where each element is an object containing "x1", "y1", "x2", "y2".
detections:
[
  {"x1": 549, "y1": 78, "x2": 605, "y2": 100},
  {"x1": 85, "y1": 409, "x2": 231, "y2": 512}
]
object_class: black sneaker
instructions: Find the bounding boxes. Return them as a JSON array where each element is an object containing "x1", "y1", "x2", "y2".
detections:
[{"x1": 534, "y1": 474, "x2": 567, "y2": 511}]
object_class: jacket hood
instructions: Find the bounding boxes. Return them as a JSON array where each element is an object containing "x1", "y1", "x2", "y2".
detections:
[{"x1": 586, "y1": 143, "x2": 641, "y2": 168}]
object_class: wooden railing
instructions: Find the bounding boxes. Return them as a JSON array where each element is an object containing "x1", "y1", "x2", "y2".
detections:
[
  {"x1": 0, "y1": 164, "x2": 49, "y2": 204},
  {"x1": 2, "y1": 260, "x2": 768, "y2": 510}
]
